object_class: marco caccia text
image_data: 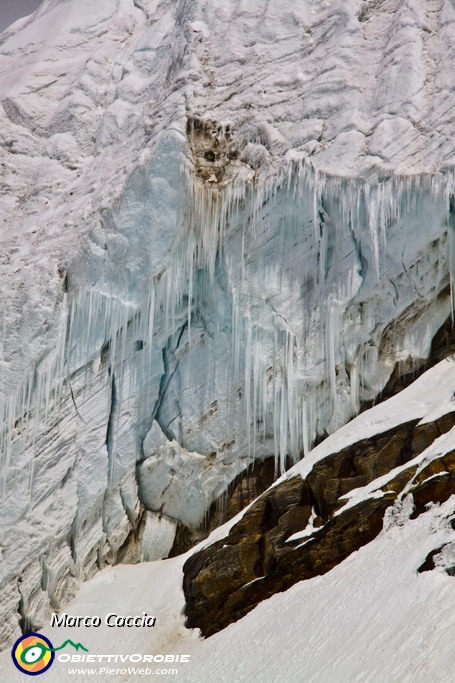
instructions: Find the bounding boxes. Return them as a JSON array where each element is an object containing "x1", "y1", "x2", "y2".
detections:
[{"x1": 50, "y1": 613, "x2": 156, "y2": 628}]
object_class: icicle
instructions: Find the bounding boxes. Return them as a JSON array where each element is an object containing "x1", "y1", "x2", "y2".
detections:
[
  {"x1": 3, "y1": 161, "x2": 455, "y2": 503},
  {"x1": 449, "y1": 197, "x2": 455, "y2": 322}
]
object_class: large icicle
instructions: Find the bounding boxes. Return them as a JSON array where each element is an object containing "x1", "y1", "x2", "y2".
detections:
[{"x1": 1, "y1": 159, "x2": 454, "y2": 503}]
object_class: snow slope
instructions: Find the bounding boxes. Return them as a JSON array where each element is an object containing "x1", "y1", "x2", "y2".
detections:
[
  {"x1": 2, "y1": 360, "x2": 455, "y2": 682},
  {"x1": 1, "y1": 505, "x2": 453, "y2": 683},
  {"x1": 2, "y1": 0, "x2": 455, "y2": 652}
]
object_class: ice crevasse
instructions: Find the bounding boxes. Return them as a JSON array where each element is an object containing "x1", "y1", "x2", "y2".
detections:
[{"x1": 1, "y1": 0, "x2": 455, "y2": 648}]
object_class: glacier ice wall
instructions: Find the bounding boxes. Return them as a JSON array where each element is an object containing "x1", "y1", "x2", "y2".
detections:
[{"x1": 1, "y1": 0, "x2": 455, "y2": 648}]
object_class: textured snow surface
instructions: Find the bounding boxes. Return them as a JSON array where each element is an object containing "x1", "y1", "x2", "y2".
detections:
[{"x1": 2, "y1": 0, "x2": 455, "y2": 650}]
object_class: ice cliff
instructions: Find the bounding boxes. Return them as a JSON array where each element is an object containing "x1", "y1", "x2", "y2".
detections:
[{"x1": 1, "y1": 0, "x2": 455, "y2": 649}]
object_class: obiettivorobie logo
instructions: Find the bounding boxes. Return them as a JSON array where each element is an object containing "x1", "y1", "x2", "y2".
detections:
[{"x1": 11, "y1": 633, "x2": 88, "y2": 676}]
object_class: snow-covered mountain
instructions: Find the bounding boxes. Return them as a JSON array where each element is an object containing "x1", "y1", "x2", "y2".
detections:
[{"x1": 1, "y1": 0, "x2": 455, "y2": 670}]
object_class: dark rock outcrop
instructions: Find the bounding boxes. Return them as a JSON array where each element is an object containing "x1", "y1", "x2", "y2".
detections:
[{"x1": 183, "y1": 411, "x2": 455, "y2": 637}]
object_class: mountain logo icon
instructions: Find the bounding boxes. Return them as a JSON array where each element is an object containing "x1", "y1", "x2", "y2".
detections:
[{"x1": 11, "y1": 633, "x2": 88, "y2": 676}]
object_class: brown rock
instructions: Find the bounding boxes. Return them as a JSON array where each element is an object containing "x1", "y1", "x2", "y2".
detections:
[
  {"x1": 382, "y1": 464, "x2": 418, "y2": 494},
  {"x1": 410, "y1": 473, "x2": 454, "y2": 517},
  {"x1": 183, "y1": 492, "x2": 394, "y2": 637},
  {"x1": 413, "y1": 459, "x2": 447, "y2": 486},
  {"x1": 307, "y1": 419, "x2": 419, "y2": 520},
  {"x1": 183, "y1": 410, "x2": 455, "y2": 638}
]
